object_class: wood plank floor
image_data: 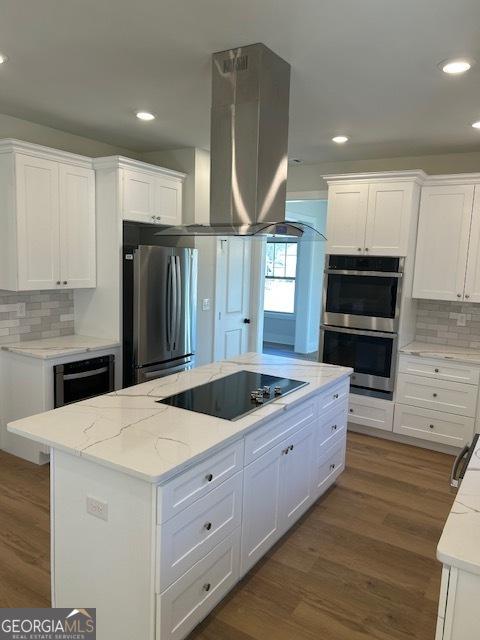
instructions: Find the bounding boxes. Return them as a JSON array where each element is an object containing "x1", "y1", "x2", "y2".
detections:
[{"x1": 0, "y1": 432, "x2": 456, "y2": 639}]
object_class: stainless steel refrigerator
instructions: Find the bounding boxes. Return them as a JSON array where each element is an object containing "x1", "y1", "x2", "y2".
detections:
[{"x1": 123, "y1": 244, "x2": 198, "y2": 386}]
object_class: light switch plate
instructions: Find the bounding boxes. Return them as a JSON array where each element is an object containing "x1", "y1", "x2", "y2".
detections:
[
  {"x1": 202, "y1": 298, "x2": 211, "y2": 311},
  {"x1": 86, "y1": 496, "x2": 108, "y2": 521},
  {"x1": 457, "y1": 313, "x2": 467, "y2": 327}
]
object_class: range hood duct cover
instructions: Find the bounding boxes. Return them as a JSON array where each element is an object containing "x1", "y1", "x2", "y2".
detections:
[{"x1": 155, "y1": 43, "x2": 325, "y2": 240}]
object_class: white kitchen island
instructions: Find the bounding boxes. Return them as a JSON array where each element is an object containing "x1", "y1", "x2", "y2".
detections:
[{"x1": 8, "y1": 353, "x2": 351, "y2": 640}]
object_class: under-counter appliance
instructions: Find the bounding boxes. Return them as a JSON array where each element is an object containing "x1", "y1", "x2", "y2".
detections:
[
  {"x1": 54, "y1": 355, "x2": 115, "y2": 408},
  {"x1": 123, "y1": 240, "x2": 198, "y2": 387},
  {"x1": 158, "y1": 371, "x2": 308, "y2": 421},
  {"x1": 321, "y1": 255, "x2": 403, "y2": 399},
  {"x1": 324, "y1": 255, "x2": 403, "y2": 332},
  {"x1": 451, "y1": 433, "x2": 479, "y2": 488}
]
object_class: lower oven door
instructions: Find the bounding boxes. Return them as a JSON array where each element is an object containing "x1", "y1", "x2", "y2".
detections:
[{"x1": 320, "y1": 325, "x2": 397, "y2": 394}]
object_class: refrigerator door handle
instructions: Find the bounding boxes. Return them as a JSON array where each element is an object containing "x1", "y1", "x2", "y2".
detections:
[
  {"x1": 174, "y1": 256, "x2": 182, "y2": 350},
  {"x1": 171, "y1": 255, "x2": 178, "y2": 352},
  {"x1": 166, "y1": 257, "x2": 173, "y2": 351},
  {"x1": 450, "y1": 444, "x2": 470, "y2": 488}
]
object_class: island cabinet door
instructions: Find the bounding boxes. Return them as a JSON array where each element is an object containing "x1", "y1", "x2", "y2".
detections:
[
  {"x1": 278, "y1": 422, "x2": 315, "y2": 531},
  {"x1": 241, "y1": 441, "x2": 284, "y2": 575}
]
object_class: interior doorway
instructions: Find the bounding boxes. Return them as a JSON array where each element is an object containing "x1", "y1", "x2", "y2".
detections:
[{"x1": 262, "y1": 196, "x2": 328, "y2": 361}]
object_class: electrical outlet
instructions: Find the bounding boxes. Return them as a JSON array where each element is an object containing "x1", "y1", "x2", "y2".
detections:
[
  {"x1": 86, "y1": 496, "x2": 108, "y2": 521},
  {"x1": 16, "y1": 303, "x2": 26, "y2": 318},
  {"x1": 202, "y1": 298, "x2": 211, "y2": 311},
  {"x1": 457, "y1": 313, "x2": 467, "y2": 327}
]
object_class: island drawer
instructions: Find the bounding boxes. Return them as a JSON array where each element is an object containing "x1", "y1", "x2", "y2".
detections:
[
  {"x1": 393, "y1": 404, "x2": 474, "y2": 448},
  {"x1": 157, "y1": 440, "x2": 244, "y2": 523},
  {"x1": 317, "y1": 403, "x2": 348, "y2": 448},
  {"x1": 317, "y1": 378, "x2": 350, "y2": 413},
  {"x1": 399, "y1": 355, "x2": 480, "y2": 386},
  {"x1": 312, "y1": 435, "x2": 346, "y2": 499},
  {"x1": 244, "y1": 398, "x2": 316, "y2": 464},
  {"x1": 396, "y1": 373, "x2": 478, "y2": 417},
  {"x1": 157, "y1": 529, "x2": 240, "y2": 640},
  {"x1": 157, "y1": 472, "x2": 243, "y2": 590}
]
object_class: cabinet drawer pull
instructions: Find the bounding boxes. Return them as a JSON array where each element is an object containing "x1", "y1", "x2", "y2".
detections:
[
  {"x1": 205, "y1": 473, "x2": 213, "y2": 482},
  {"x1": 282, "y1": 447, "x2": 290, "y2": 455},
  {"x1": 204, "y1": 522, "x2": 212, "y2": 531},
  {"x1": 434, "y1": 368, "x2": 439, "y2": 373},
  {"x1": 203, "y1": 583, "x2": 211, "y2": 592},
  {"x1": 333, "y1": 393, "x2": 339, "y2": 399},
  {"x1": 289, "y1": 444, "x2": 294, "y2": 451},
  {"x1": 330, "y1": 463, "x2": 336, "y2": 470},
  {"x1": 331, "y1": 424, "x2": 337, "y2": 431},
  {"x1": 429, "y1": 424, "x2": 435, "y2": 430},
  {"x1": 432, "y1": 393, "x2": 438, "y2": 398}
]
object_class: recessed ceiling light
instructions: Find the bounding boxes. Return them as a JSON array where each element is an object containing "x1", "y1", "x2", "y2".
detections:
[
  {"x1": 136, "y1": 111, "x2": 155, "y2": 121},
  {"x1": 332, "y1": 135, "x2": 349, "y2": 144},
  {"x1": 440, "y1": 58, "x2": 474, "y2": 74},
  {"x1": 472, "y1": 121, "x2": 480, "y2": 129},
  {"x1": 0, "y1": 53, "x2": 9, "y2": 65}
]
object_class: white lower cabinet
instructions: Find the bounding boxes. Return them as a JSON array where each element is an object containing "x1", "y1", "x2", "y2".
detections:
[
  {"x1": 393, "y1": 405, "x2": 474, "y2": 448},
  {"x1": 158, "y1": 530, "x2": 241, "y2": 640},
  {"x1": 312, "y1": 435, "x2": 347, "y2": 498},
  {"x1": 436, "y1": 566, "x2": 480, "y2": 639},
  {"x1": 348, "y1": 394, "x2": 394, "y2": 432}
]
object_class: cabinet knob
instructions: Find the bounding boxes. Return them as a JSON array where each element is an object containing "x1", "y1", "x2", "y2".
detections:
[
  {"x1": 282, "y1": 447, "x2": 289, "y2": 455},
  {"x1": 205, "y1": 473, "x2": 213, "y2": 482},
  {"x1": 357, "y1": 247, "x2": 362, "y2": 252},
  {"x1": 333, "y1": 393, "x2": 339, "y2": 399},
  {"x1": 457, "y1": 293, "x2": 462, "y2": 298},
  {"x1": 204, "y1": 522, "x2": 212, "y2": 531},
  {"x1": 331, "y1": 424, "x2": 337, "y2": 431},
  {"x1": 349, "y1": 408, "x2": 353, "y2": 413},
  {"x1": 203, "y1": 583, "x2": 211, "y2": 592},
  {"x1": 63, "y1": 281, "x2": 67, "y2": 285},
  {"x1": 429, "y1": 424, "x2": 434, "y2": 429},
  {"x1": 432, "y1": 393, "x2": 437, "y2": 398},
  {"x1": 56, "y1": 281, "x2": 61, "y2": 285},
  {"x1": 365, "y1": 247, "x2": 369, "y2": 252},
  {"x1": 156, "y1": 216, "x2": 161, "y2": 221},
  {"x1": 466, "y1": 294, "x2": 470, "y2": 299},
  {"x1": 151, "y1": 216, "x2": 156, "y2": 221},
  {"x1": 289, "y1": 444, "x2": 294, "y2": 451},
  {"x1": 434, "y1": 368, "x2": 439, "y2": 373},
  {"x1": 330, "y1": 463, "x2": 336, "y2": 470}
]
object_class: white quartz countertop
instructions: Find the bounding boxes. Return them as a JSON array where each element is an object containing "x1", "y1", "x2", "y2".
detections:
[
  {"x1": 400, "y1": 341, "x2": 480, "y2": 365},
  {"x1": 437, "y1": 437, "x2": 480, "y2": 575},
  {"x1": 1, "y1": 335, "x2": 121, "y2": 359},
  {"x1": 8, "y1": 353, "x2": 351, "y2": 483}
]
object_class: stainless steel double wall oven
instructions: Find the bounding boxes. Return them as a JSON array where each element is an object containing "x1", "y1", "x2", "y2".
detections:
[{"x1": 321, "y1": 255, "x2": 403, "y2": 399}]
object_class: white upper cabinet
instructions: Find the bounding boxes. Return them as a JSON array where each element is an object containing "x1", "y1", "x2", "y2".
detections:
[
  {"x1": 412, "y1": 177, "x2": 480, "y2": 303},
  {"x1": 325, "y1": 183, "x2": 368, "y2": 254},
  {"x1": 120, "y1": 161, "x2": 185, "y2": 226},
  {"x1": 325, "y1": 172, "x2": 424, "y2": 256},
  {"x1": 0, "y1": 140, "x2": 96, "y2": 291}
]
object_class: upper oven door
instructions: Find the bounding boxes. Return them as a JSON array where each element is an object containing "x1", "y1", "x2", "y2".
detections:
[{"x1": 324, "y1": 267, "x2": 402, "y2": 332}]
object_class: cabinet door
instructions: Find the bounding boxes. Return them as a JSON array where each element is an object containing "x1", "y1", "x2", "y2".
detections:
[
  {"x1": 122, "y1": 169, "x2": 157, "y2": 223},
  {"x1": 365, "y1": 182, "x2": 413, "y2": 256},
  {"x1": 412, "y1": 185, "x2": 474, "y2": 301},
  {"x1": 241, "y1": 443, "x2": 283, "y2": 574},
  {"x1": 155, "y1": 175, "x2": 182, "y2": 226},
  {"x1": 59, "y1": 164, "x2": 96, "y2": 289},
  {"x1": 279, "y1": 422, "x2": 315, "y2": 530},
  {"x1": 463, "y1": 186, "x2": 480, "y2": 302},
  {"x1": 15, "y1": 154, "x2": 60, "y2": 290},
  {"x1": 326, "y1": 183, "x2": 368, "y2": 254}
]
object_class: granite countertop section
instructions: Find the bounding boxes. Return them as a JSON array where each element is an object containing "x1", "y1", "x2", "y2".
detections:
[
  {"x1": 400, "y1": 341, "x2": 480, "y2": 366},
  {"x1": 1, "y1": 335, "x2": 121, "y2": 359},
  {"x1": 8, "y1": 353, "x2": 352, "y2": 483},
  {"x1": 437, "y1": 437, "x2": 480, "y2": 575}
]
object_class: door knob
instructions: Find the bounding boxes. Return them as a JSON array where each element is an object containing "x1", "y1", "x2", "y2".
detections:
[{"x1": 243, "y1": 318, "x2": 251, "y2": 324}]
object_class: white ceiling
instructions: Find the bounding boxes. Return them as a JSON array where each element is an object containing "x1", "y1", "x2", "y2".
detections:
[{"x1": 1, "y1": 0, "x2": 480, "y2": 162}]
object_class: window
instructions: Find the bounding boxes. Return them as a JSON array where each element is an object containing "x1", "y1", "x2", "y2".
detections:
[{"x1": 264, "y1": 241, "x2": 298, "y2": 313}]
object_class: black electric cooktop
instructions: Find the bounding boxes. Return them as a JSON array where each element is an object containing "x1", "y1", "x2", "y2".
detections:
[{"x1": 157, "y1": 370, "x2": 308, "y2": 421}]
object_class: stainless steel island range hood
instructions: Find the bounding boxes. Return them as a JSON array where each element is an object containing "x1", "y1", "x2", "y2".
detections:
[{"x1": 155, "y1": 43, "x2": 325, "y2": 240}]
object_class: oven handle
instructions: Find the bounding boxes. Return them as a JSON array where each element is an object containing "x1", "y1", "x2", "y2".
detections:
[
  {"x1": 325, "y1": 269, "x2": 403, "y2": 278},
  {"x1": 321, "y1": 324, "x2": 397, "y2": 340},
  {"x1": 63, "y1": 367, "x2": 109, "y2": 381}
]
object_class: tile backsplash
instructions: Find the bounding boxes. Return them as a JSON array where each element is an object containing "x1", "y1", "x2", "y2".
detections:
[
  {"x1": 0, "y1": 290, "x2": 74, "y2": 345},
  {"x1": 415, "y1": 299, "x2": 480, "y2": 348}
]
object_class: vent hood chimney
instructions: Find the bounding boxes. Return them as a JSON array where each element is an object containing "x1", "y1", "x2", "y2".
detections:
[{"x1": 155, "y1": 43, "x2": 325, "y2": 240}]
